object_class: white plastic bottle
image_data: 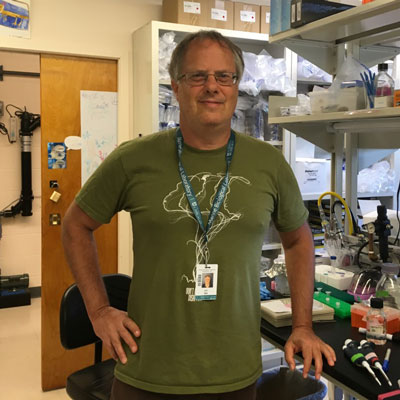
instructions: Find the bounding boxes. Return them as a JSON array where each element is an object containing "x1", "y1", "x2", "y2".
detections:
[
  {"x1": 366, "y1": 297, "x2": 387, "y2": 345},
  {"x1": 374, "y1": 63, "x2": 394, "y2": 108}
]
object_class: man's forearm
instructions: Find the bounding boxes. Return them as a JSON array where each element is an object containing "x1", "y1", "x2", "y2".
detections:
[
  {"x1": 280, "y1": 223, "x2": 315, "y2": 329},
  {"x1": 62, "y1": 203, "x2": 109, "y2": 320}
]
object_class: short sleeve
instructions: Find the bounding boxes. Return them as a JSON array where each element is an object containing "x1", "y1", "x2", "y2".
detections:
[
  {"x1": 272, "y1": 156, "x2": 308, "y2": 232},
  {"x1": 75, "y1": 144, "x2": 128, "y2": 224}
]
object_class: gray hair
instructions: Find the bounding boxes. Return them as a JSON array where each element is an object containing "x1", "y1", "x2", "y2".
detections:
[{"x1": 168, "y1": 30, "x2": 244, "y2": 83}]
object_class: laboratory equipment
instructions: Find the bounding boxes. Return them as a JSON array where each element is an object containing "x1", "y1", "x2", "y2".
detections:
[
  {"x1": 265, "y1": 254, "x2": 290, "y2": 296},
  {"x1": 376, "y1": 263, "x2": 400, "y2": 310},
  {"x1": 374, "y1": 205, "x2": 392, "y2": 263},
  {"x1": 348, "y1": 268, "x2": 381, "y2": 301},
  {"x1": 343, "y1": 339, "x2": 381, "y2": 386},
  {"x1": 374, "y1": 63, "x2": 395, "y2": 108},
  {"x1": 382, "y1": 348, "x2": 391, "y2": 373},
  {"x1": 359, "y1": 340, "x2": 392, "y2": 386},
  {"x1": 313, "y1": 290, "x2": 351, "y2": 318},
  {"x1": 359, "y1": 327, "x2": 400, "y2": 342},
  {"x1": 0, "y1": 107, "x2": 40, "y2": 218},
  {"x1": 366, "y1": 297, "x2": 387, "y2": 345}
]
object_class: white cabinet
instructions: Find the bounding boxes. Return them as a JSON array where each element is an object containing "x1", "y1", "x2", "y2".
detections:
[
  {"x1": 268, "y1": 1, "x2": 400, "y2": 220},
  {"x1": 132, "y1": 20, "x2": 284, "y2": 138}
]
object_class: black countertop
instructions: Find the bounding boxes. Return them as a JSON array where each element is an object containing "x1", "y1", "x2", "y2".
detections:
[{"x1": 260, "y1": 316, "x2": 400, "y2": 400}]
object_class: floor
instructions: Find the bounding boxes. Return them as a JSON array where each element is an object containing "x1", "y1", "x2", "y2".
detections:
[{"x1": 0, "y1": 297, "x2": 69, "y2": 400}]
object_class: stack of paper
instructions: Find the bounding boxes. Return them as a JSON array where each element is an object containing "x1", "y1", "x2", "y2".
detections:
[{"x1": 261, "y1": 298, "x2": 335, "y2": 327}]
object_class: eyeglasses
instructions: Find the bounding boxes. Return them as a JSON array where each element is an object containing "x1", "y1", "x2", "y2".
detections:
[{"x1": 178, "y1": 71, "x2": 238, "y2": 86}]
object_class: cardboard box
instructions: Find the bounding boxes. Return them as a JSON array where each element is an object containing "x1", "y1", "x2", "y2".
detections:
[
  {"x1": 206, "y1": 0, "x2": 234, "y2": 30},
  {"x1": 233, "y1": 2, "x2": 260, "y2": 33},
  {"x1": 260, "y1": 5, "x2": 271, "y2": 34},
  {"x1": 162, "y1": 0, "x2": 208, "y2": 26}
]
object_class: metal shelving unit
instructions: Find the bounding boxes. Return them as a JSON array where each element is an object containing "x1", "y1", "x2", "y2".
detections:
[
  {"x1": 269, "y1": 104, "x2": 400, "y2": 152},
  {"x1": 269, "y1": 0, "x2": 400, "y2": 74},
  {"x1": 267, "y1": 1, "x2": 400, "y2": 220}
]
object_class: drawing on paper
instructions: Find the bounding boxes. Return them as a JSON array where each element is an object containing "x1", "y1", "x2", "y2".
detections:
[{"x1": 80, "y1": 90, "x2": 118, "y2": 185}]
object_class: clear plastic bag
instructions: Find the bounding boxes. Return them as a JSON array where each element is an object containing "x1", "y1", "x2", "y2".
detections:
[
  {"x1": 159, "y1": 32, "x2": 177, "y2": 81},
  {"x1": 357, "y1": 160, "x2": 395, "y2": 194},
  {"x1": 297, "y1": 56, "x2": 332, "y2": 82},
  {"x1": 158, "y1": 85, "x2": 180, "y2": 130},
  {"x1": 239, "y1": 50, "x2": 295, "y2": 96},
  {"x1": 326, "y1": 56, "x2": 368, "y2": 111},
  {"x1": 232, "y1": 94, "x2": 269, "y2": 140}
]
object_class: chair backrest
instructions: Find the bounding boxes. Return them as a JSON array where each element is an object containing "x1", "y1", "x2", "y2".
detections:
[{"x1": 60, "y1": 273, "x2": 131, "y2": 351}]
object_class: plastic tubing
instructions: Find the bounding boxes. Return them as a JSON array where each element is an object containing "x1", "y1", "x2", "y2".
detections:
[{"x1": 317, "y1": 191, "x2": 354, "y2": 236}]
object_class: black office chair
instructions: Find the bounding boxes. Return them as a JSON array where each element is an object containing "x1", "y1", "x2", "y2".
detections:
[{"x1": 60, "y1": 273, "x2": 132, "y2": 400}]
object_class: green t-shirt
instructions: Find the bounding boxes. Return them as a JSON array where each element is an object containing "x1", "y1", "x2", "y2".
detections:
[{"x1": 75, "y1": 129, "x2": 308, "y2": 395}]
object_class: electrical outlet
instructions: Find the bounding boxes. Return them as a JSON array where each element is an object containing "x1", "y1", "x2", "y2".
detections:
[{"x1": 0, "y1": 101, "x2": 4, "y2": 117}]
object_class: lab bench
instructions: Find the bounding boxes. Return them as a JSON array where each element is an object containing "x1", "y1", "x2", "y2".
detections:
[{"x1": 260, "y1": 315, "x2": 400, "y2": 400}]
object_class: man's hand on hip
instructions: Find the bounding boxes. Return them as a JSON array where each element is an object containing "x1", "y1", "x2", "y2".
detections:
[{"x1": 91, "y1": 306, "x2": 141, "y2": 364}]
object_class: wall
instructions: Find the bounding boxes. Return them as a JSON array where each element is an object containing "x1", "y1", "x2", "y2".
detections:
[
  {"x1": 0, "y1": 0, "x2": 163, "y2": 283},
  {"x1": 0, "y1": 51, "x2": 41, "y2": 286}
]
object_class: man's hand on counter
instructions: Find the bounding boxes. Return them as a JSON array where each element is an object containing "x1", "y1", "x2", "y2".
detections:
[{"x1": 284, "y1": 325, "x2": 337, "y2": 380}]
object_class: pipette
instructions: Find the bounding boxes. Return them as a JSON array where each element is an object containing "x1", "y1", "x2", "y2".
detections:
[
  {"x1": 382, "y1": 348, "x2": 391, "y2": 373},
  {"x1": 343, "y1": 339, "x2": 381, "y2": 386},
  {"x1": 359, "y1": 340, "x2": 392, "y2": 386}
]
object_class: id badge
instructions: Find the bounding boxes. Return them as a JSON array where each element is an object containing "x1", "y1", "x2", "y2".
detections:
[{"x1": 195, "y1": 264, "x2": 218, "y2": 301}]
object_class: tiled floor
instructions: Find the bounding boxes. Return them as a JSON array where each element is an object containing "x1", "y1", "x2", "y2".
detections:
[{"x1": 0, "y1": 297, "x2": 69, "y2": 399}]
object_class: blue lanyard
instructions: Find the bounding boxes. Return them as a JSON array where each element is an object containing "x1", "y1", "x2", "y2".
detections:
[{"x1": 175, "y1": 128, "x2": 235, "y2": 245}]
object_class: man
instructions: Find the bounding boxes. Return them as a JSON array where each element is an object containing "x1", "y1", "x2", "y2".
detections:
[
  {"x1": 202, "y1": 274, "x2": 213, "y2": 288},
  {"x1": 62, "y1": 30, "x2": 336, "y2": 399}
]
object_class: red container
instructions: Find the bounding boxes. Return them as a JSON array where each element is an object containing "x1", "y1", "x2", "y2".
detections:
[{"x1": 351, "y1": 303, "x2": 400, "y2": 334}]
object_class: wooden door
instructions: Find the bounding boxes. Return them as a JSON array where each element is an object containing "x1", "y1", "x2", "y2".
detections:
[{"x1": 40, "y1": 55, "x2": 118, "y2": 391}]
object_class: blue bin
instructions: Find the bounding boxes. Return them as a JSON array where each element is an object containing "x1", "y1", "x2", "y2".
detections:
[{"x1": 257, "y1": 367, "x2": 327, "y2": 400}]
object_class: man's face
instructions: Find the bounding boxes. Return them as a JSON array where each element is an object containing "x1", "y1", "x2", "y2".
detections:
[
  {"x1": 204, "y1": 275, "x2": 211, "y2": 287},
  {"x1": 171, "y1": 39, "x2": 239, "y2": 131}
]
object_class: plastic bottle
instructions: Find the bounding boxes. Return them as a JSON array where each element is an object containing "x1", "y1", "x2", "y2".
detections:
[
  {"x1": 330, "y1": 255, "x2": 339, "y2": 273},
  {"x1": 374, "y1": 63, "x2": 394, "y2": 108},
  {"x1": 375, "y1": 263, "x2": 400, "y2": 310},
  {"x1": 366, "y1": 297, "x2": 387, "y2": 345}
]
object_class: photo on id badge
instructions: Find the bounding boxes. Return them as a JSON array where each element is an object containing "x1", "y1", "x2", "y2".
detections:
[
  {"x1": 202, "y1": 273, "x2": 214, "y2": 288},
  {"x1": 195, "y1": 264, "x2": 218, "y2": 301}
]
